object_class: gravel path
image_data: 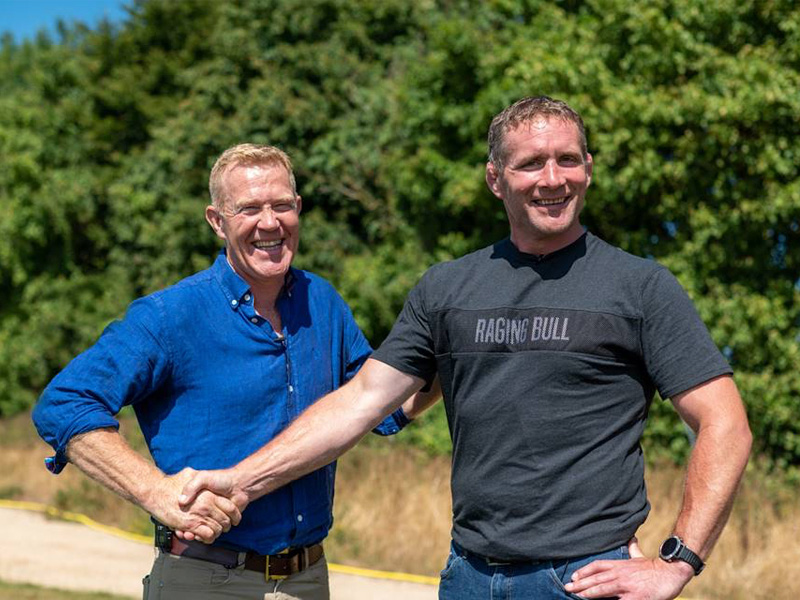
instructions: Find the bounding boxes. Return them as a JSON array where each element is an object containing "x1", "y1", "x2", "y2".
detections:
[{"x1": 0, "y1": 507, "x2": 437, "y2": 599}]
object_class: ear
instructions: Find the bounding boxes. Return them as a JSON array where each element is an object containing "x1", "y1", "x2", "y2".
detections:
[
  {"x1": 585, "y1": 153, "x2": 593, "y2": 187},
  {"x1": 205, "y1": 205, "x2": 227, "y2": 241},
  {"x1": 485, "y1": 162, "x2": 505, "y2": 200},
  {"x1": 295, "y1": 195, "x2": 303, "y2": 215}
]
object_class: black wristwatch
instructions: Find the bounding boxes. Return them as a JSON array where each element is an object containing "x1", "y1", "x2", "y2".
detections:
[{"x1": 658, "y1": 535, "x2": 705, "y2": 575}]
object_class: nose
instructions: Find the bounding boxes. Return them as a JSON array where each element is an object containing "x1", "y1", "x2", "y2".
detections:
[
  {"x1": 542, "y1": 160, "x2": 566, "y2": 188},
  {"x1": 257, "y1": 206, "x2": 280, "y2": 230}
]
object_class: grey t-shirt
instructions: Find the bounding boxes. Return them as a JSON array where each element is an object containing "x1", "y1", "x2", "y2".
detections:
[{"x1": 372, "y1": 232, "x2": 731, "y2": 561}]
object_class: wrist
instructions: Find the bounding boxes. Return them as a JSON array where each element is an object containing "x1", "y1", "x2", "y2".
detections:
[
  {"x1": 658, "y1": 535, "x2": 705, "y2": 576},
  {"x1": 229, "y1": 464, "x2": 259, "y2": 504},
  {"x1": 139, "y1": 471, "x2": 169, "y2": 515},
  {"x1": 660, "y1": 556, "x2": 696, "y2": 581}
]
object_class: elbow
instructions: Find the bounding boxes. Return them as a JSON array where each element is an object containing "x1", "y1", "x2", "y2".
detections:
[
  {"x1": 735, "y1": 422, "x2": 753, "y2": 477},
  {"x1": 698, "y1": 408, "x2": 752, "y2": 467},
  {"x1": 723, "y1": 411, "x2": 752, "y2": 466},
  {"x1": 31, "y1": 398, "x2": 43, "y2": 431},
  {"x1": 739, "y1": 420, "x2": 753, "y2": 459},
  {"x1": 31, "y1": 390, "x2": 54, "y2": 441}
]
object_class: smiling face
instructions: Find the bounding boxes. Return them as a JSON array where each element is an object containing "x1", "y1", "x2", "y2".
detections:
[
  {"x1": 205, "y1": 162, "x2": 301, "y2": 292},
  {"x1": 486, "y1": 117, "x2": 592, "y2": 255}
]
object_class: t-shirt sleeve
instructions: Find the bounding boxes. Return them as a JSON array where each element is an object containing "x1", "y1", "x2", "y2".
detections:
[
  {"x1": 640, "y1": 267, "x2": 732, "y2": 400},
  {"x1": 371, "y1": 277, "x2": 437, "y2": 384}
]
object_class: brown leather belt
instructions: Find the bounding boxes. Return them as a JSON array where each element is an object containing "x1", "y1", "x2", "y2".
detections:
[{"x1": 167, "y1": 538, "x2": 324, "y2": 580}]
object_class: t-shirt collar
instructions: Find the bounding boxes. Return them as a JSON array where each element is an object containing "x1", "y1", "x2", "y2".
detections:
[{"x1": 503, "y1": 231, "x2": 589, "y2": 264}]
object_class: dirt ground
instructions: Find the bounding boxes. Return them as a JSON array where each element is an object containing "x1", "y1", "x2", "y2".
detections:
[{"x1": 0, "y1": 507, "x2": 437, "y2": 599}]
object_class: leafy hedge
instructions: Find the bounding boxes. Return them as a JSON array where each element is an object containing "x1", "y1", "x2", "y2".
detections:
[{"x1": 1, "y1": 0, "x2": 798, "y2": 476}]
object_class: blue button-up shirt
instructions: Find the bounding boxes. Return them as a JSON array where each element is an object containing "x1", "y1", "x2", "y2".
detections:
[{"x1": 33, "y1": 251, "x2": 405, "y2": 553}]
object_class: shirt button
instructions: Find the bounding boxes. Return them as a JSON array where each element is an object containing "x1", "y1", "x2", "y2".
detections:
[
  {"x1": 244, "y1": 294, "x2": 251, "y2": 302},
  {"x1": 230, "y1": 299, "x2": 238, "y2": 306},
  {"x1": 250, "y1": 317, "x2": 258, "y2": 324},
  {"x1": 296, "y1": 514, "x2": 303, "y2": 522},
  {"x1": 288, "y1": 385, "x2": 294, "y2": 392}
]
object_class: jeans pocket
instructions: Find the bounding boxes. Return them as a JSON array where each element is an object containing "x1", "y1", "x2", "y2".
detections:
[
  {"x1": 439, "y1": 548, "x2": 463, "y2": 582},
  {"x1": 551, "y1": 545, "x2": 629, "y2": 600},
  {"x1": 548, "y1": 561, "x2": 586, "y2": 600}
]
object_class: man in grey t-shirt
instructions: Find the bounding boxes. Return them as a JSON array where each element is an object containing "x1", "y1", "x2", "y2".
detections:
[{"x1": 177, "y1": 97, "x2": 751, "y2": 600}]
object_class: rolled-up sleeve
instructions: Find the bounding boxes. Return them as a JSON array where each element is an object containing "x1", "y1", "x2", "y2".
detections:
[{"x1": 32, "y1": 297, "x2": 171, "y2": 473}]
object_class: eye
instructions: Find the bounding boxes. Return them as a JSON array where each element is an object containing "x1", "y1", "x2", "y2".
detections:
[
  {"x1": 558, "y1": 155, "x2": 582, "y2": 166},
  {"x1": 237, "y1": 205, "x2": 261, "y2": 215},
  {"x1": 272, "y1": 202, "x2": 295, "y2": 213},
  {"x1": 517, "y1": 158, "x2": 544, "y2": 171}
]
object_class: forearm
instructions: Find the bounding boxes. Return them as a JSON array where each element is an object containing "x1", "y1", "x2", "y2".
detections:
[
  {"x1": 66, "y1": 427, "x2": 165, "y2": 513},
  {"x1": 232, "y1": 360, "x2": 421, "y2": 502},
  {"x1": 673, "y1": 398, "x2": 752, "y2": 558},
  {"x1": 69, "y1": 427, "x2": 242, "y2": 541}
]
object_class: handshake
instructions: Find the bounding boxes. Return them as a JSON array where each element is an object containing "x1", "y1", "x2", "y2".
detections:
[{"x1": 147, "y1": 467, "x2": 250, "y2": 544}]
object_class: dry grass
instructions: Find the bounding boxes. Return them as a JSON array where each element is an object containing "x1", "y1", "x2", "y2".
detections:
[
  {"x1": 332, "y1": 446, "x2": 800, "y2": 600},
  {"x1": 639, "y1": 463, "x2": 800, "y2": 600},
  {"x1": 327, "y1": 444, "x2": 453, "y2": 575},
  {"x1": 3, "y1": 412, "x2": 799, "y2": 599}
]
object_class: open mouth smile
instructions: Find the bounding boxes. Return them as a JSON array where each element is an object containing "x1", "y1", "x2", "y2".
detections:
[
  {"x1": 533, "y1": 196, "x2": 570, "y2": 207},
  {"x1": 253, "y1": 240, "x2": 284, "y2": 250}
]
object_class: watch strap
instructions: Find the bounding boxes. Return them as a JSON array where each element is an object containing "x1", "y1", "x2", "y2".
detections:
[
  {"x1": 659, "y1": 536, "x2": 705, "y2": 576},
  {"x1": 675, "y1": 543, "x2": 704, "y2": 575}
]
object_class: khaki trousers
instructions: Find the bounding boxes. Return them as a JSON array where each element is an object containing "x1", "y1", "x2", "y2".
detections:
[{"x1": 142, "y1": 550, "x2": 329, "y2": 600}]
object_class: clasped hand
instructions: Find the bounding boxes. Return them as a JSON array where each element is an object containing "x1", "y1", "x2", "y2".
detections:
[{"x1": 149, "y1": 467, "x2": 247, "y2": 544}]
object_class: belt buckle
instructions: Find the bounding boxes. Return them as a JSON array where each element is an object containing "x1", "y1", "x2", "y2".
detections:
[
  {"x1": 265, "y1": 548, "x2": 290, "y2": 581},
  {"x1": 485, "y1": 554, "x2": 513, "y2": 567},
  {"x1": 485, "y1": 558, "x2": 511, "y2": 567}
]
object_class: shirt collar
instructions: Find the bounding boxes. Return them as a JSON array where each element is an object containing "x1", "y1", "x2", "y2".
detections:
[{"x1": 212, "y1": 249, "x2": 296, "y2": 310}]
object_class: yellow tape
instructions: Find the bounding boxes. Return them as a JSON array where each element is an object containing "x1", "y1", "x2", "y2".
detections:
[
  {"x1": 328, "y1": 562, "x2": 439, "y2": 585},
  {"x1": 0, "y1": 499, "x2": 151, "y2": 543},
  {"x1": 0, "y1": 499, "x2": 437, "y2": 585},
  {"x1": 3, "y1": 499, "x2": 690, "y2": 594}
]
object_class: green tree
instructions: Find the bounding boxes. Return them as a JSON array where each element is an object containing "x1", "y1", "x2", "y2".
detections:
[{"x1": 1, "y1": 0, "x2": 797, "y2": 476}]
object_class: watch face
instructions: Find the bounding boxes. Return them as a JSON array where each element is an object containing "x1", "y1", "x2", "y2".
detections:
[{"x1": 660, "y1": 537, "x2": 680, "y2": 557}]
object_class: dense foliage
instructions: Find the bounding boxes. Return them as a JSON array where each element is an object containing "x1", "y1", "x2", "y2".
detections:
[{"x1": 1, "y1": 0, "x2": 798, "y2": 476}]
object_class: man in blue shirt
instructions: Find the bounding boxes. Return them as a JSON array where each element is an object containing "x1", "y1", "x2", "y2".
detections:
[{"x1": 33, "y1": 144, "x2": 433, "y2": 600}]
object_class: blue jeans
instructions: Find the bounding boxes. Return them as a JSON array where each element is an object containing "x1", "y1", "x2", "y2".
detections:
[{"x1": 438, "y1": 541, "x2": 630, "y2": 600}]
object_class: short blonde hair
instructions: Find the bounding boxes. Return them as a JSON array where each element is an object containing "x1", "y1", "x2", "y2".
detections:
[{"x1": 209, "y1": 144, "x2": 297, "y2": 209}]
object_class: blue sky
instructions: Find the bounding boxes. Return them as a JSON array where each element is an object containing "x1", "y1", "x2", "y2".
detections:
[{"x1": 1, "y1": 0, "x2": 130, "y2": 42}]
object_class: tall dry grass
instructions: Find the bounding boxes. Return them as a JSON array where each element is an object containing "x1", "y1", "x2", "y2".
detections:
[
  {"x1": 327, "y1": 444, "x2": 453, "y2": 574},
  {"x1": 332, "y1": 445, "x2": 800, "y2": 600},
  {"x1": 3, "y1": 412, "x2": 798, "y2": 599},
  {"x1": 638, "y1": 462, "x2": 800, "y2": 600}
]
